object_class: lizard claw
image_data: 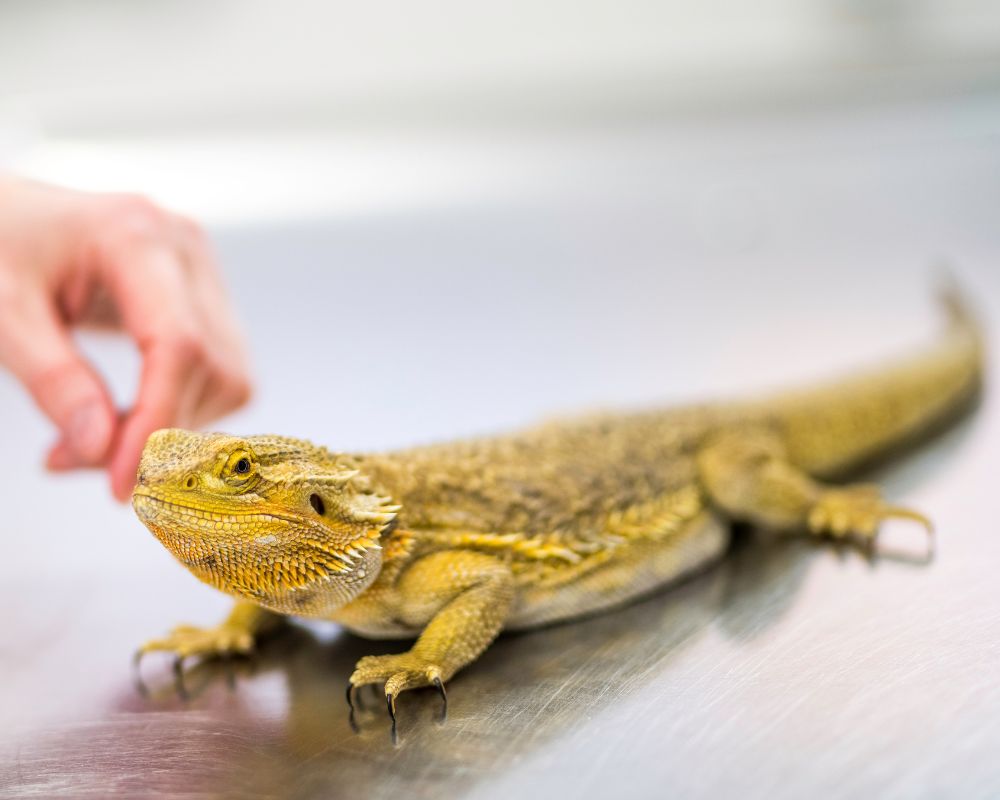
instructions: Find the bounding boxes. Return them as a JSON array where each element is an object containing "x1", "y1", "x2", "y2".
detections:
[
  {"x1": 132, "y1": 649, "x2": 150, "y2": 697},
  {"x1": 172, "y1": 655, "x2": 189, "y2": 700},
  {"x1": 386, "y1": 692, "x2": 398, "y2": 744},
  {"x1": 346, "y1": 684, "x2": 360, "y2": 733},
  {"x1": 433, "y1": 676, "x2": 448, "y2": 721}
]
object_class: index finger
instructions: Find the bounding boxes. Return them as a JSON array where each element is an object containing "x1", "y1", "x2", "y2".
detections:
[
  {"x1": 94, "y1": 242, "x2": 206, "y2": 499},
  {"x1": 109, "y1": 336, "x2": 207, "y2": 499}
]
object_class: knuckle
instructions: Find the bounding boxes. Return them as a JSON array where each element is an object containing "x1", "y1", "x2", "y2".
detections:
[
  {"x1": 168, "y1": 329, "x2": 206, "y2": 363},
  {"x1": 96, "y1": 193, "x2": 169, "y2": 249},
  {"x1": 151, "y1": 325, "x2": 205, "y2": 366},
  {"x1": 173, "y1": 213, "x2": 207, "y2": 245},
  {"x1": 24, "y1": 358, "x2": 84, "y2": 401},
  {"x1": 114, "y1": 192, "x2": 161, "y2": 220}
]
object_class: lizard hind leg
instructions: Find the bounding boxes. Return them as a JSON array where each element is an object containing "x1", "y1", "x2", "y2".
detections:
[{"x1": 696, "y1": 428, "x2": 934, "y2": 557}]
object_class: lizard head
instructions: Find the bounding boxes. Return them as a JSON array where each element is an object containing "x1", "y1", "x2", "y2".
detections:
[{"x1": 132, "y1": 429, "x2": 397, "y2": 616}]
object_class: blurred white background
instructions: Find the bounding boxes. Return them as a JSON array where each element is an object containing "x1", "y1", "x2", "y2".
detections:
[{"x1": 2, "y1": 0, "x2": 1000, "y2": 223}]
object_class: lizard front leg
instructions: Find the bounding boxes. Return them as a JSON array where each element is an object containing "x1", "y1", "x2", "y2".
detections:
[
  {"x1": 136, "y1": 601, "x2": 283, "y2": 676},
  {"x1": 349, "y1": 550, "x2": 514, "y2": 724},
  {"x1": 696, "y1": 428, "x2": 932, "y2": 549}
]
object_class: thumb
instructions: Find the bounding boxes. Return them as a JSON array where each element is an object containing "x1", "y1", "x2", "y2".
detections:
[{"x1": 0, "y1": 292, "x2": 115, "y2": 464}]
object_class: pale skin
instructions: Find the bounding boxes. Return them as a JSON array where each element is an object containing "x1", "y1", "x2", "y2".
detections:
[
  {"x1": 0, "y1": 176, "x2": 252, "y2": 499},
  {"x1": 131, "y1": 288, "x2": 978, "y2": 731}
]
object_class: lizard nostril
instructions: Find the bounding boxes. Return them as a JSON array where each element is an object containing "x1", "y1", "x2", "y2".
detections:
[{"x1": 137, "y1": 471, "x2": 147, "y2": 486}]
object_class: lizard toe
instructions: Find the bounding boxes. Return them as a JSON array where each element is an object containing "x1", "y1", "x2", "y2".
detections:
[
  {"x1": 137, "y1": 624, "x2": 256, "y2": 661},
  {"x1": 808, "y1": 485, "x2": 933, "y2": 556},
  {"x1": 349, "y1": 652, "x2": 448, "y2": 733}
]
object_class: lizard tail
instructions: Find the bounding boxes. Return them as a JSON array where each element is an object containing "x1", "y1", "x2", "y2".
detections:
[{"x1": 773, "y1": 278, "x2": 985, "y2": 479}]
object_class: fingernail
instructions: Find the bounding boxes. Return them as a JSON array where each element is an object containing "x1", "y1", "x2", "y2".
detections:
[{"x1": 68, "y1": 401, "x2": 112, "y2": 463}]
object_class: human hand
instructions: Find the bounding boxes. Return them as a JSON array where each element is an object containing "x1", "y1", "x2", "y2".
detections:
[{"x1": 0, "y1": 176, "x2": 252, "y2": 500}]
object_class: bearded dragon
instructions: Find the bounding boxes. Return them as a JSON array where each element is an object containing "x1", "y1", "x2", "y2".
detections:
[{"x1": 132, "y1": 289, "x2": 983, "y2": 726}]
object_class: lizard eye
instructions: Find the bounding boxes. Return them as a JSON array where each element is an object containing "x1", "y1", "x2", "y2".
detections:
[{"x1": 224, "y1": 451, "x2": 257, "y2": 482}]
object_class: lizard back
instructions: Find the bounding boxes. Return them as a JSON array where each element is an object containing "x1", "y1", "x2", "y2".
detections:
[{"x1": 362, "y1": 286, "x2": 982, "y2": 576}]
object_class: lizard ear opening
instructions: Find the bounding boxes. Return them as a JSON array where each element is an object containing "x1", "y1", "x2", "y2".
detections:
[{"x1": 309, "y1": 493, "x2": 326, "y2": 515}]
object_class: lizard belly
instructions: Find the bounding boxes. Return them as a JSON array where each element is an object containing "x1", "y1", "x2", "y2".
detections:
[{"x1": 505, "y1": 509, "x2": 730, "y2": 630}]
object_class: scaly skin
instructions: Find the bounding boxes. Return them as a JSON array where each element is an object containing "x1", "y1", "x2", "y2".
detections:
[{"x1": 133, "y1": 289, "x2": 983, "y2": 723}]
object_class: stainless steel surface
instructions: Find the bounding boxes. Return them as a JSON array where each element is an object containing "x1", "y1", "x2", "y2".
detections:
[{"x1": 1, "y1": 97, "x2": 999, "y2": 798}]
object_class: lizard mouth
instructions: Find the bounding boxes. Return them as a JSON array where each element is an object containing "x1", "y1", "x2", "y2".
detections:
[
  {"x1": 131, "y1": 490, "x2": 171, "y2": 527},
  {"x1": 131, "y1": 491, "x2": 295, "y2": 563},
  {"x1": 133, "y1": 491, "x2": 237, "y2": 532},
  {"x1": 132, "y1": 488, "x2": 301, "y2": 528},
  {"x1": 132, "y1": 492, "x2": 293, "y2": 580},
  {"x1": 132, "y1": 492, "x2": 361, "y2": 573},
  {"x1": 132, "y1": 489, "x2": 377, "y2": 613}
]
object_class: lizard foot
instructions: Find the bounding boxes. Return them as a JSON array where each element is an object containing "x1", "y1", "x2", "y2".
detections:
[
  {"x1": 134, "y1": 623, "x2": 255, "y2": 697},
  {"x1": 808, "y1": 484, "x2": 934, "y2": 556},
  {"x1": 349, "y1": 652, "x2": 449, "y2": 735}
]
